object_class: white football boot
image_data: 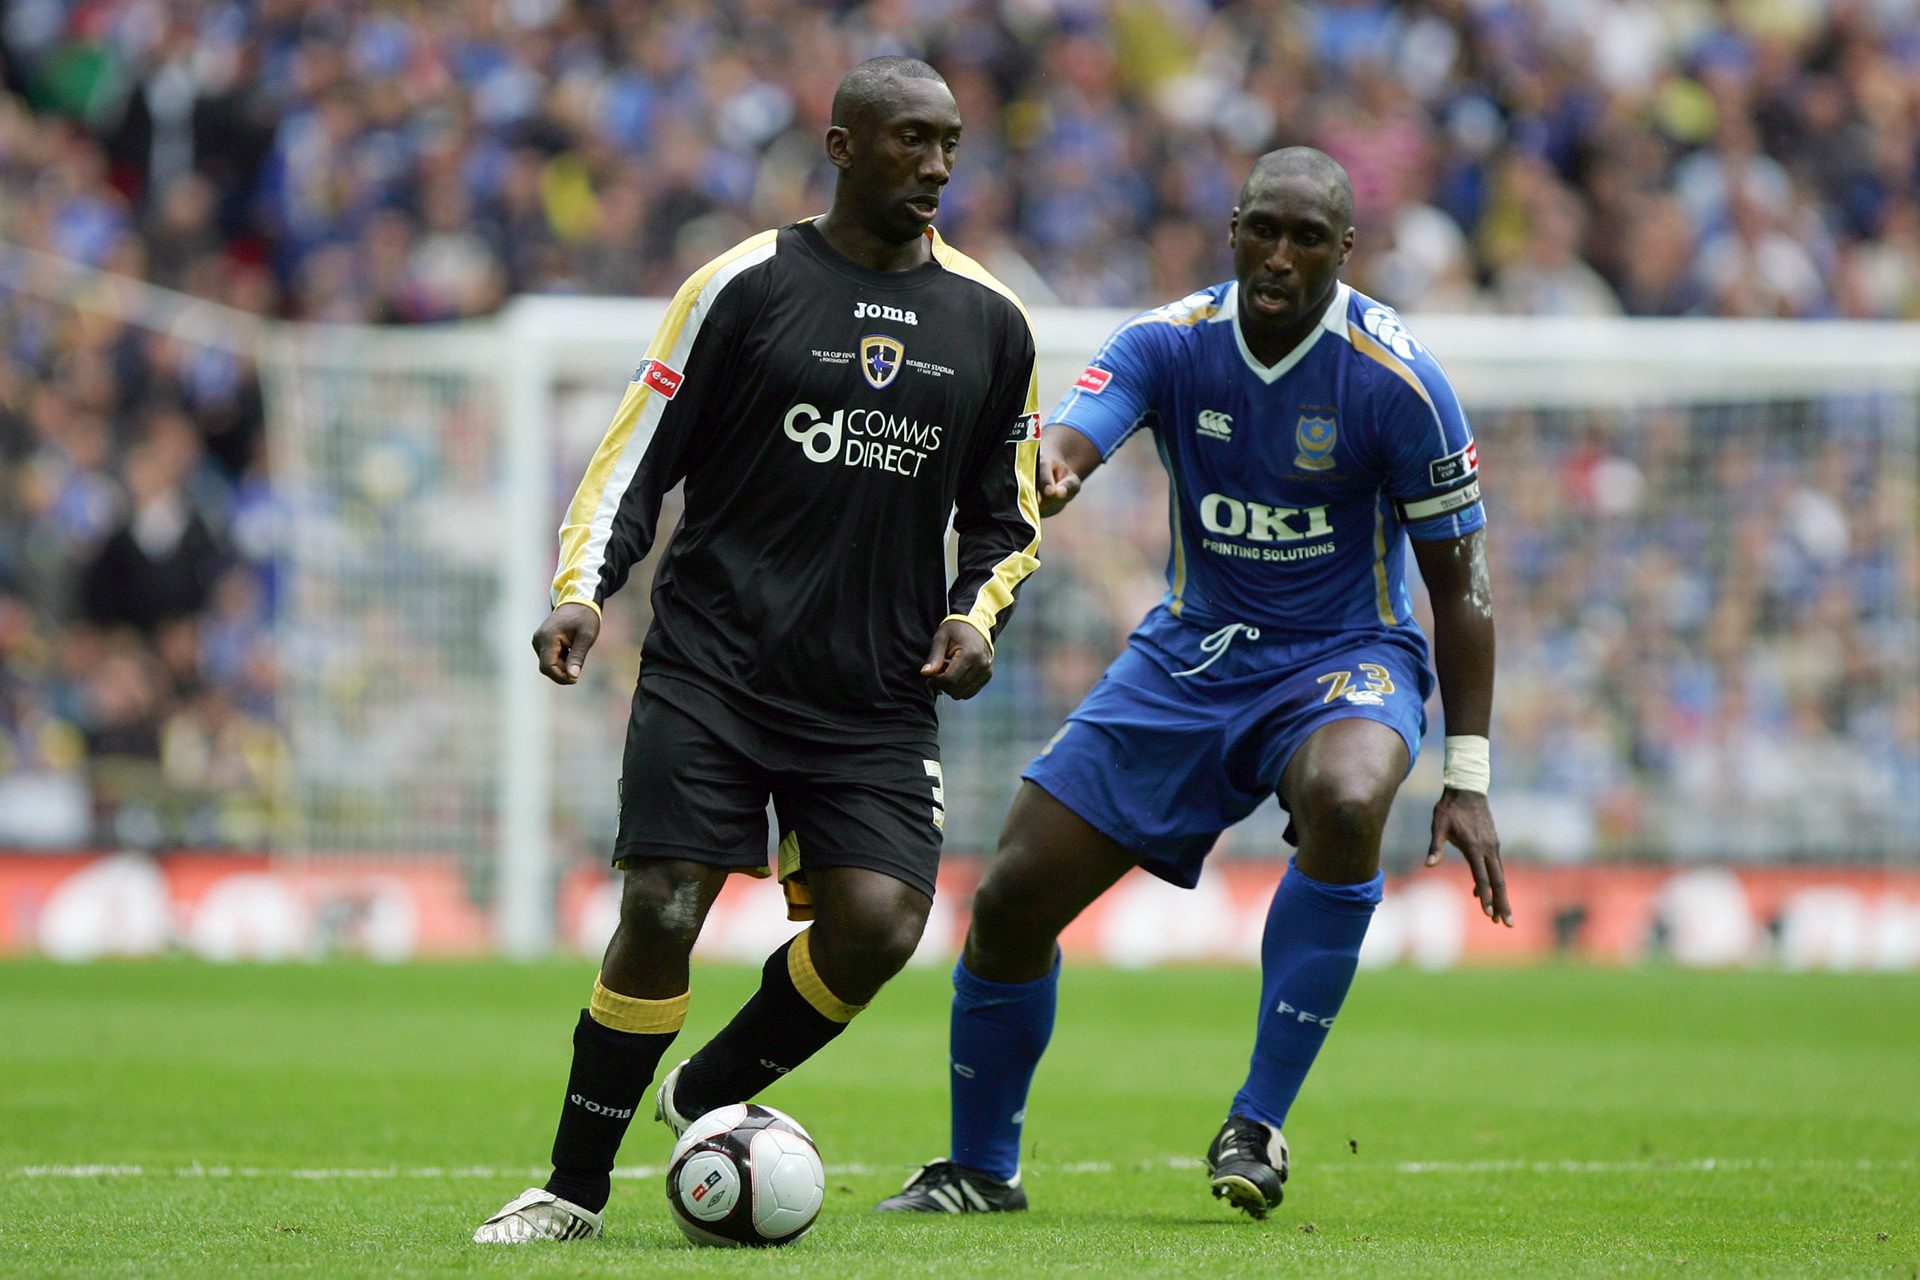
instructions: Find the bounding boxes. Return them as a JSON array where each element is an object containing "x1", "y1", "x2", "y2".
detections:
[
  {"x1": 472, "y1": 1188, "x2": 603, "y2": 1243},
  {"x1": 654, "y1": 1059, "x2": 695, "y2": 1137}
]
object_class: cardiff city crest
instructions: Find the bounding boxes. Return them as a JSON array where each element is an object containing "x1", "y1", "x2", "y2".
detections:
[
  {"x1": 860, "y1": 335, "x2": 904, "y2": 389},
  {"x1": 1294, "y1": 411, "x2": 1338, "y2": 470}
]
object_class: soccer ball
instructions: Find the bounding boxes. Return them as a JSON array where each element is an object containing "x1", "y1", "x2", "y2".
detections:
[{"x1": 665, "y1": 1103, "x2": 825, "y2": 1247}]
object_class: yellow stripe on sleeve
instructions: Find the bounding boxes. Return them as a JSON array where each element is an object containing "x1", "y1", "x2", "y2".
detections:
[
  {"x1": 927, "y1": 232, "x2": 1044, "y2": 643},
  {"x1": 928, "y1": 231, "x2": 1035, "y2": 329},
  {"x1": 551, "y1": 228, "x2": 780, "y2": 609},
  {"x1": 955, "y1": 435, "x2": 1042, "y2": 640},
  {"x1": 552, "y1": 382, "x2": 655, "y2": 608},
  {"x1": 1348, "y1": 325, "x2": 1437, "y2": 414}
]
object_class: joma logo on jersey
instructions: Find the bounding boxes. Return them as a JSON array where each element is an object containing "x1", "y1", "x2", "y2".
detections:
[
  {"x1": 1200, "y1": 493, "x2": 1332, "y2": 543},
  {"x1": 631, "y1": 359, "x2": 684, "y2": 399},
  {"x1": 860, "y1": 335, "x2": 904, "y2": 389},
  {"x1": 854, "y1": 301, "x2": 918, "y2": 325},
  {"x1": 1197, "y1": 410, "x2": 1233, "y2": 441}
]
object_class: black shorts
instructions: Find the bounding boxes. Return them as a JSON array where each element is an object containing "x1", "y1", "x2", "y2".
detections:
[{"x1": 614, "y1": 679, "x2": 945, "y2": 906}]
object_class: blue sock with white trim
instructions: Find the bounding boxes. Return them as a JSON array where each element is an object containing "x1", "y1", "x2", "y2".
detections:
[
  {"x1": 1230, "y1": 859, "x2": 1382, "y2": 1129},
  {"x1": 948, "y1": 953, "x2": 1060, "y2": 1181}
]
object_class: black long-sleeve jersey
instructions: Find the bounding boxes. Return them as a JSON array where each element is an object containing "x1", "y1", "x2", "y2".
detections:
[{"x1": 552, "y1": 220, "x2": 1042, "y2": 744}]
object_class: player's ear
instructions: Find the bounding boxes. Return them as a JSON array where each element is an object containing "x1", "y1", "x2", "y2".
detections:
[
  {"x1": 1340, "y1": 226, "x2": 1355, "y2": 265},
  {"x1": 1227, "y1": 207, "x2": 1240, "y2": 250},
  {"x1": 824, "y1": 124, "x2": 854, "y2": 172}
]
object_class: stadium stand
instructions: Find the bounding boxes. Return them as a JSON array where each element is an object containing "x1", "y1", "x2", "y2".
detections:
[{"x1": 1, "y1": 0, "x2": 1915, "y2": 855}]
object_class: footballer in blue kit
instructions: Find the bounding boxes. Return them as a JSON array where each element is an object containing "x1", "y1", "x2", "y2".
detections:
[{"x1": 879, "y1": 147, "x2": 1510, "y2": 1221}]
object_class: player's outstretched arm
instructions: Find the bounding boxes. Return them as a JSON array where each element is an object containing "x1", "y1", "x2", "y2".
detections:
[
  {"x1": 1410, "y1": 530, "x2": 1511, "y2": 926},
  {"x1": 1037, "y1": 424, "x2": 1104, "y2": 517},
  {"x1": 531, "y1": 602, "x2": 601, "y2": 685},
  {"x1": 921, "y1": 616, "x2": 993, "y2": 699}
]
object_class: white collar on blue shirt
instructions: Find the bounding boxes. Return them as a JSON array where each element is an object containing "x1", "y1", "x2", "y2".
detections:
[{"x1": 1226, "y1": 280, "x2": 1352, "y2": 385}]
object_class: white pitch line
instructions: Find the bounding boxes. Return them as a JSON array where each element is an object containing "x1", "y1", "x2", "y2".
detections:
[
  {"x1": 1392, "y1": 1157, "x2": 1916, "y2": 1175},
  {"x1": 12, "y1": 1156, "x2": 1913, "y2": 1182}
]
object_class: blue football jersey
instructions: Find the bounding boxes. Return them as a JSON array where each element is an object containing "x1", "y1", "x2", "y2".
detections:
[{"x1": 1051, "y1": 281, "x2": 1484, "y2": 634}]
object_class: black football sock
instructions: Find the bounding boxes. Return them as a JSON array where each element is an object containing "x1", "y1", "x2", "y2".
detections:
[
  {"x1": 673, "y1": 929, "x2": 867, "y2": 1119},
  {"x1": 543, "y1": 980, "x2": 688, "y2": 1213}
]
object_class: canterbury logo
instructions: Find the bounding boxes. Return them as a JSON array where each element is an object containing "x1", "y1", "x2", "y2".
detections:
[
  {"x1": 1361, "y1": 305, "x2": 1422, "y2": 360},
  {"x1": 1197, "y1": 410, "x2": 1233, "y2": 440}
]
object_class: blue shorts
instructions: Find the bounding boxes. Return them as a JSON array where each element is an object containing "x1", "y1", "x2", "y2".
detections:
[{"x1": 1023, "y1": 607, "x2": 1433, "y2": 889}]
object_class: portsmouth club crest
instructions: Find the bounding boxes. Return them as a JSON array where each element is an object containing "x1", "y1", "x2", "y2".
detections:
[
  {"x1": 1294, "y1": 409, "x2": 1338, "y2": 471},
  {"x1": 860, "y1": 334, "x2": 904, "y2": 390}
]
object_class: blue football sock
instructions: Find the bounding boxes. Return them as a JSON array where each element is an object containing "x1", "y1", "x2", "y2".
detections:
[
  {"x1": 948, "y1": 953, "x2": 1059, "y2": 1181},
  {"x1": 1230, "y1": 859, "x2": 1383, "y2": 1130}
]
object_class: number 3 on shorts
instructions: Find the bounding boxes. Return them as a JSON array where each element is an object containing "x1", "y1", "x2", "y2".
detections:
[
  {"x1": 924, "y1": 760, "x2": 946, "y2": 830},
  {"x1": 1316, "y1": 663, "x2": 1397, "y2": 703}
]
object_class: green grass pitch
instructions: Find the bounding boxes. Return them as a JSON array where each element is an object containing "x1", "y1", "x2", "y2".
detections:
[{"x1": 3, "y1": 960, "x2": 1915, "y2": 1278}]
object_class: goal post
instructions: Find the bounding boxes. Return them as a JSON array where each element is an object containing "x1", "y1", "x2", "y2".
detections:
[
  {"x1": 17, "y1": 240, "x2": 1911, "y2": 958},
  {"x1": 255, "y1": 296, "x2": 1920, "y2": 954}
]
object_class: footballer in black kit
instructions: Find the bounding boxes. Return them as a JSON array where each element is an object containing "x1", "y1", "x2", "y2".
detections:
[
  {"x1": 591, "y1": 218, "x2": 1040, "y2": 742},
  {"x1": 474, "y1": 56, "x2": 1042, "y2": 1245},
  {"x1": 601, "y1": 217, "x2": 1041, "y2": 902}
]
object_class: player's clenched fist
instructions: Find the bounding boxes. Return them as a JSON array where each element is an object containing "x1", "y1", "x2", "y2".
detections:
[
  {"x1": 922, "y1": 617, "x2": 993, "y2": 699},
  {"x1": 532, "y1": 602, "x2": 600, "y2": 684}
]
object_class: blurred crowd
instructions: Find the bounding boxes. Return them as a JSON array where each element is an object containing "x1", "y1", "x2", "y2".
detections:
[
  {"x1": 5, "y1": 0, "x2": 1920, "y2": 318},
  {"x1": 1478, "y1": 401, "x2": 1920, "y2": 862},
  {"x1": 1, "y1": 0, "x2": 1917, "y2": 858},
  {"x1": 941, "y1": 391, "x2": 1920, "y2": 864}
]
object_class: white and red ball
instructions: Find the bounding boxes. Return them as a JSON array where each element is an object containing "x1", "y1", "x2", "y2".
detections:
[{"x1": 665, "y1": 1103, "x2": 825, "y2": 1247}]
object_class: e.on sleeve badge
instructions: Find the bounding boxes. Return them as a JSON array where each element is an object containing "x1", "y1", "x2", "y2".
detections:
[
  {"x1": 632, "y1": 359, "x2": 685, "y2": 399},
  {"x1": 1074, "y1": 366, "x2": 1112, "y2": 393}
]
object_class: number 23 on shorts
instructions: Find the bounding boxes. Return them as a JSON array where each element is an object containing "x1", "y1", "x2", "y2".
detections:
[{"x1": 1316, "y1": 664, "x2": 1396, "y2": 703}]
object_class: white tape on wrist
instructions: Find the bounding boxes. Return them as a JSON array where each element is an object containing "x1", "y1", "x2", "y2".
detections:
[{"x1": 1441, "y1": 735, "x2": 1491, "y2": 794}]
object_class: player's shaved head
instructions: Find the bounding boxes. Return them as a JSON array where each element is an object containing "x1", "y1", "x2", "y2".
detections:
[
  {"x1": 1240, "y1": 148, "x2": 1354, "y2": 229},
  {"x1": 819, "y1": 57, "x2": 960, "y2": 260},
  {"x1": 831, "y1": 57, "x2": 950, "y2": 130}
]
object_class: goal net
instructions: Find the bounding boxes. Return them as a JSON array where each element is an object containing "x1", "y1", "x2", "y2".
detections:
[{"x1": 258, "y1": 298, "x2": 1919, "y2": 952}]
